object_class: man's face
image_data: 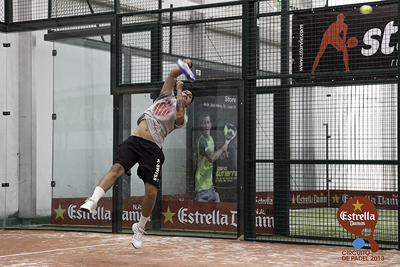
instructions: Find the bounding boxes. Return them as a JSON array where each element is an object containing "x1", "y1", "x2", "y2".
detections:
[
  {"x1": 201, "y1": 115, "x2": 212, "y2": 137},
  {"x1": 182, "y1": 90, "x2": 193, "y2": 107}
]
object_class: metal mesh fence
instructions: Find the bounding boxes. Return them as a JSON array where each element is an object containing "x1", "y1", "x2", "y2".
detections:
[
  {"x1": 12, "y1": 0, "x2": 46, "y2": 22},
  {"x1": 50, "y1": 0, "x2": 114, "y2": 19},
  {"x1": 9, "y1": 0, "x2": 161, "y2": 22},
  {"x1": 251, "y1": 0, "x2": 399, "y2": 250},
  {"x1": 120, "y1": 0, "x2": 159, "y2": 13},
  {"x1": 0, "y1": 1, "x2": 4, "y2": 23},
  {"x1": 121, "y1": 3, "x2": 243, "y2": 84},
  {"x1": 10, "y1": 0, "x2": 115, "y2": 22},
  {"x1": 122, "y1": 31, "x2": 153, "y2": 84}
]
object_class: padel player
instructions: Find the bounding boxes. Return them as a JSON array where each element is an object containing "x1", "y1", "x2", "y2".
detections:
[{"x1": 80, "y1": 59, "x2": 194, "y2": 249}]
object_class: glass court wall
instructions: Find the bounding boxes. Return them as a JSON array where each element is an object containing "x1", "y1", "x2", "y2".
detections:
[{"x1": 52, "y1": 38, "x2": 113, "y2": 230}]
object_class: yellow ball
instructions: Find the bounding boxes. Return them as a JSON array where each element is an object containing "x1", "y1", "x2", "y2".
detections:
[{"x1": 360, "y1": 5, "x2": 372, "y2": 15}]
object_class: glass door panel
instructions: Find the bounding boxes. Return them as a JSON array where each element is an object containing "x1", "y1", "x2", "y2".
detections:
[{"x1": 52, "y1": 38, "x2": 112, "y2": 230}]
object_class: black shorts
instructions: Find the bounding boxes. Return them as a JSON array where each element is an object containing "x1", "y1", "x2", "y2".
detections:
[{"x1": 113, "y1": 135, "x2": 165, "y2": 188}]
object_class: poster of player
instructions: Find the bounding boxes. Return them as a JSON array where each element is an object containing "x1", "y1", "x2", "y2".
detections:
[{"x1": 190, "y1": 94, "x2": 238, "y2": 203}]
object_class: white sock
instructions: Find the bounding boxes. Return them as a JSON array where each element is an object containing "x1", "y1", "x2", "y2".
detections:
[
  {"x1": 90, "y1": 186, "x2": 105, "y2": 203},
  {"x1": 138, "y1": 214, "x2": 149, "y2": 229}
]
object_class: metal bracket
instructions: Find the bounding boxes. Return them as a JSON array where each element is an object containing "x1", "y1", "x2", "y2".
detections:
[
  {"x1": 51, "y1": 181, "x2": 56, "y2": 187},
  {"x1": 52, "y1": 113, "x2": 57, "y2": 120},
  {"x1": 3, "y1": 111, "x2": 10, "y2": 116},
  {"x1": 2, "y1": 183, "x2": 9, "y2": 187},
  {"x1": 52, "y1": 49, "x2": 57, "y2": 56},
  {"x1": 3, "y1": 43, "x2": 10, "y2": 47}
]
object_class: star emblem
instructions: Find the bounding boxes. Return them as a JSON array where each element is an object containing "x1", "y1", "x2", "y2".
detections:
[
  {"x1": 352, "y1": 200, "x2": 364, "y2": 211},
  {"x1": 54, "y1": 203, "x2": 66, "y2": 220},
  {"x1": 331, "y1": 194, "x2": 340, "y2": 204},
  {"x1": 162, "y1": 206, "x2": 176, "y2": 224}
]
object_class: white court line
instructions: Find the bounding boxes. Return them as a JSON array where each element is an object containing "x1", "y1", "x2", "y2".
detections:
[{"x1": 0, "y1": 243, "x2": 121, "y2": 258}]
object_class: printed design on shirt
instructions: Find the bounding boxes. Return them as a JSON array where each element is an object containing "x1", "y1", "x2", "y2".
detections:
[{"x1": 153, "y1": 100, "x2": 175, "y2": 116}]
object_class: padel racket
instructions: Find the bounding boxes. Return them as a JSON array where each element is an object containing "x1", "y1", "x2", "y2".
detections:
[
  {"x1": 224, "y1": 123, "x2": 237, "y2": 144},
  {"x1": 177, "y1": 59, "x2": 195, "y2": 81}
]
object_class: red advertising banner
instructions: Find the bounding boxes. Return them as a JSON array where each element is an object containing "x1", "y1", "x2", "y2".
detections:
[
  {"x1": 160, "y1": 201, "x2": 238, "y2": 232},
  {"x1": 52, "y1": 197, "x2": 149, "y2": 228},
  {"x1": 328, "y1": 190, "x2": 398, "y2": 209},
  {"x1": 52, "y1": 197, "x2": 274, "y2": 234},
  {"x1": 51, "y1": 190, "x2": 396, "y2": 233},
  {"x1": 290, "y1": 190, "x2": 398, "y2": 209},
  {"x1": 255, "y1": 191, "x2": 274, "y2": 235}
]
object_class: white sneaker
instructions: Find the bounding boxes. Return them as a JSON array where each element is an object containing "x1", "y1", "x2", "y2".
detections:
[
  {"x1": 131, "y1": 223, "x2": 146, "y2": 249},
  {"x1": 80, "y1": 198, "x2": 97, "y2": 214}
]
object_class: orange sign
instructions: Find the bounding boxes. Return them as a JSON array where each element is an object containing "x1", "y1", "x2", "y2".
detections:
[{"x1": 337, "y1": 196, "x2": 379, "y2": 252}]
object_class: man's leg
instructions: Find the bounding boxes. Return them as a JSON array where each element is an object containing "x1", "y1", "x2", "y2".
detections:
[
  {"x1": 98, "y1": 163, "x2": 125, "y2": 192},
  {"x1": 80, "y1": 163, "x2": 125, "y2": 213},
  {"x1": 132, "y1": 182, "x2": 158, "y2": 249},
  {"x1": 139, "y1": 182, "x2": 158, "y2": 226}
]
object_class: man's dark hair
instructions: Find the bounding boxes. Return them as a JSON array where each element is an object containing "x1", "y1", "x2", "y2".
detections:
[{"x1": 187, "y1": 89, "x2": 195, "y2": 104}]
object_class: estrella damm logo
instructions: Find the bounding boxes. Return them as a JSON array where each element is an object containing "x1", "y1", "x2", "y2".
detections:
[{"x1": 337, "y1": 196, "x2": 379, "y2": 252}]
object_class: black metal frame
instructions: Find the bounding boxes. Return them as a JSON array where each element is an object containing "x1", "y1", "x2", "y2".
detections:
[{"x1": 242, "y1": 0, "x2": 257, "y2": 239}]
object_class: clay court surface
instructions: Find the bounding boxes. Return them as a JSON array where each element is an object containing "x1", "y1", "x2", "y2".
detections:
[{"x1": 0, "y1": 230, "x2": 399, "y2": 266}]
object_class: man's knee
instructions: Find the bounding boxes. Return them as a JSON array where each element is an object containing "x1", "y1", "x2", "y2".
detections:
[
  {"x1": 145, "y1": 183, "x2": 158, "y2": 200},
  {"x1": 109, "y1": 164, "x2": 125, "y2": 177}
]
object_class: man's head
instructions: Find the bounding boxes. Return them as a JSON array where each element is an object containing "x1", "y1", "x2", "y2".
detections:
[
  {"x1": 201, "y1": 112, "x2": 212, "y2": 137},
  {"x1": 182, "y1": 89, "x2": 194, "y2": 107}
]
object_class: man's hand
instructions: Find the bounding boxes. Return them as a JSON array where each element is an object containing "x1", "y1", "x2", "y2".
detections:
[
  {"x1": 219, "y1": 142, "x2": 229, "y2": 160},
  {"x1": 161, "y1": 58, "x2": 191, "y2": 93},
  {"x1": 206, "y1": 142, "x2": 229, "y2": 163},
  {"x1": 183, "y1": 59, "x2": 192, "y2": 68},
  {"x1": 175, "y1": 78, "x2": 184, "y2": 92},
  {"x1": 220, "y1": 151, "x2": 229, "y2": 160}
]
